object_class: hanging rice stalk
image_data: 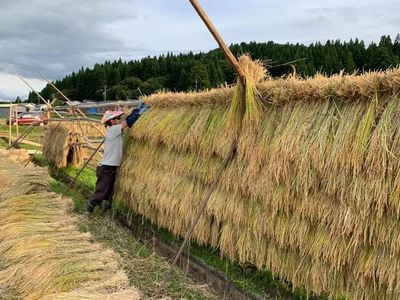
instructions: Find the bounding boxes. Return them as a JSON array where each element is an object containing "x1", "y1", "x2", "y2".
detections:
[{"x1": 111, "y1": 66, "x2": 400, "y2": 299}]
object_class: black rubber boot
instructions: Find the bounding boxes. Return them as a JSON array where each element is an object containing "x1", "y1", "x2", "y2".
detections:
[
  {"x1": 85, "y1": 201, "x2": 95, "y2": 216},
  {"x1": 102, "y1": 200, "x2": 112, "y2": 212},
  {"x1": 102, "y1": 200, "x2": 112, "y2": 218}
]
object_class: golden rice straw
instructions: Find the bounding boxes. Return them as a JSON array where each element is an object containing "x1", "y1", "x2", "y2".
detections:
[
  {"x1": 114, "y1": 67, "x2": 400, "y2": 299},
  {"x1": 0, "y1": 155, "x2": 140, "y2": 299}
]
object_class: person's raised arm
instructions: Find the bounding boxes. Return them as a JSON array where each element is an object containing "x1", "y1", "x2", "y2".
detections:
[{"x1": 121, "y1": 103, "x2": 149, "y2": 129}]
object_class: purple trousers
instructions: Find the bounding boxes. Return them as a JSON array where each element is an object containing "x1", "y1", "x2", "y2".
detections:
[{"x1": 89, "y1": 165, "x2": 118, "y2": 206}]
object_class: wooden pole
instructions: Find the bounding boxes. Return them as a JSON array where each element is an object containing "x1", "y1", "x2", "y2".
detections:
[
  {"x1": 37, "y1": 70, "x2": 74, "y2": 105},
  {"x1": 8, "y1": 123, "x2": 35, "y2": 149},
  {"x1": 16, "y1": 73, "x2": 49, "y2": 105},
  {"x1": 15, "y1": 73, "x2": 64, "y2": 119},
  {"x1": 37, "y1": 71, "x2": 105, "y2": 137},
  {"x1": 48, "y1": 117, "x2": 101, "y2": 123},
  {"x1": 62, "y1": 139, "x2": 105, "y2": 198},
  {"x1": 8, "y1": 103, "x2": 12, "y2": 146},
  {"x1": 15, "y1": 105, "x2": 19, "y2": 136},
  {"x1": 188, "y1": 0, "x2": 246, "y2": 83},
  {"x1": 156, "y1": 2, "x2": 251, "y2": 295}
]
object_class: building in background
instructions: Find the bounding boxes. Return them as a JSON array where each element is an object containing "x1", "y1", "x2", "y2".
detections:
[
  {"x1": 0, "y1": 104, "x2": 28, "y2": 118},
  {"x1": 56, "y1": 100, "x2": 140, "y2": 116}
]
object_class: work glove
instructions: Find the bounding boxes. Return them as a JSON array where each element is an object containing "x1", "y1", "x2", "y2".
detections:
[
  {"x1": 125, "y1": 102, "x2": 150, "y2": 128},
  {"x1": 126, "y1": 109, "x2": 140, "y2": 128},
  {"x1": 138, "y1": 102, "x2": 150, "y2": 114},
  {"x1": 123, "y1": 102, "x2": 149, "y2": 118}
]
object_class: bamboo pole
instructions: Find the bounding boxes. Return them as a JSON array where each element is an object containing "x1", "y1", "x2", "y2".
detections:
[
  {"x1": 37, "y1": 71, "x2": 105, "y2": 137},
  {"x1": 154, "y1": 2, "x2": 250, "y2": 295},
  {"x1": 48, "y1": 117, "x2": 101, "y2": 123},
  {"x1": 188, "y1": 0, "x2": 245, "y2": 84},
  {"x1": 15, "y1": 105, "x2": 19, "y2": 136},
  {"x1": 16, "y1": 73, "x2": 49, "y2": 105},
  {"x1": 15, "y1": 73, "x2": 64, "y2": 119},
  {"x1": 37, "y1": 71, "x2": 73, "y2": 106},
  {"x1": 7, "y1": 124, "x2": 35, "y2": 149},
  {"x1": 8, "y1": 103, "x2": 12, "y2": 146},
  {"x1": 62, "y1": 139, "x2": 105, "y2": 198}
]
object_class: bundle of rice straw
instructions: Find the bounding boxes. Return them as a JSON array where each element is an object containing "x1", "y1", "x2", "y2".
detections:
[
  {"x1": 43, "y1": 123, "x2": 90, "y2": 168},
  {"x1": 115, "y1": 63, "x2": 400, "y2": 299},
  {"x1": 0, "y1": 155, "x2": 140, "y2": 299}
]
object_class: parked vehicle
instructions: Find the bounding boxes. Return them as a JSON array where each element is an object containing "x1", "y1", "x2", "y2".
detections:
[{"x1": 6, "y1": 112, "x2": 48, "y2": 126}]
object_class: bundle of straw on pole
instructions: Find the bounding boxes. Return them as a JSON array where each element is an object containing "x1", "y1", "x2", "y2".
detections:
[{"x1": 113, "y1": 64, "x2": 400, "y2": 298}]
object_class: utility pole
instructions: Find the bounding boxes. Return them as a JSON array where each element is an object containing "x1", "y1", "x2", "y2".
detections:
[{"x1": 103, "y1": 84, "x2": 107, "y2": 101}]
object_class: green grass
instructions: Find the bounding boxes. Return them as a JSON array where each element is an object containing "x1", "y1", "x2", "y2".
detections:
[
  {"x1": 0, "y1": 137, "x2": 8, "y2": 148},
  {"x1": 0, "y1": 120, "x2": 45, "y2": 144},
  {"x1": 63, "y1": 165, "x2": 97, "y2": 189}
]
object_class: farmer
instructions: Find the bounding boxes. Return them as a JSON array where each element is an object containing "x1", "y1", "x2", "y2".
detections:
[{"x1": 85, "y1": 103, "x2": 148, "y2": 215}]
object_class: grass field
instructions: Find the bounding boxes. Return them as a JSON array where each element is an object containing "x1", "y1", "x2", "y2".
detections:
[{"x1": 0, "y1": 118, "x2": 45, "y2": 148}]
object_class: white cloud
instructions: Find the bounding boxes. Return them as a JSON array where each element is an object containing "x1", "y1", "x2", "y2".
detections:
[
  {"x1": 0, "y1": 0, "x2": 399, "y2": 99},
  {"x1": 0, "y1": 74, "x2": 46, "y2": 101}
]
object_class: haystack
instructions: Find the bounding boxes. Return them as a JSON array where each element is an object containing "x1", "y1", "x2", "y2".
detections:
[
  {"x1": 115, "y1": 59, "x2": 400, "y2": 299},
  {"x1": 43, "y1": 123, "x2": 90, "y2": 168},
  {"x1": 0, "y1": 155, "x2": 140, "y2": 299}
]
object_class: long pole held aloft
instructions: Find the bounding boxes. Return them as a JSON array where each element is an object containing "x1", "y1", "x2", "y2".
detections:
[
  {"x1": 188, "y1": 0, "x2": 246, "y2": 84},
  {"x1": 155, "y1": 1, "x2": 246, "y2": 296}
]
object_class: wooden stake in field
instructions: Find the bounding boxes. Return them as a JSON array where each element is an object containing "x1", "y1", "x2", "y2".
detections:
[
  {"x1": 8, "y1": 102, "x2": 12, "y2": 146},
  {"x1": 14, "y1": 104, "x2": 19, "y2": 136}
]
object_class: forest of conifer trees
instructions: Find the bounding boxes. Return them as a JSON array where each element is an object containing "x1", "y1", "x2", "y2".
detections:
[{"x1": 28, "y1": 35, "x2": 400, "y2": 103}]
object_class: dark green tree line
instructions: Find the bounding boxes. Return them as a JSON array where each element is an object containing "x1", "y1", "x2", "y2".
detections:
[{"x1": 29, "y1": 34, "x2": 400, "y2": 102}]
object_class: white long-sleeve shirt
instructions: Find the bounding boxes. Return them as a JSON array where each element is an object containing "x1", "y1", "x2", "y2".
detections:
[{"x1": 100, "y1": 124, "x2": 123, "y2": 166}]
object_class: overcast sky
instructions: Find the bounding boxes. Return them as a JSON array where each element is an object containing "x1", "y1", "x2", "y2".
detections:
[{"x1": 0, "y1": 0, "x2": 399, "y2": 101}]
